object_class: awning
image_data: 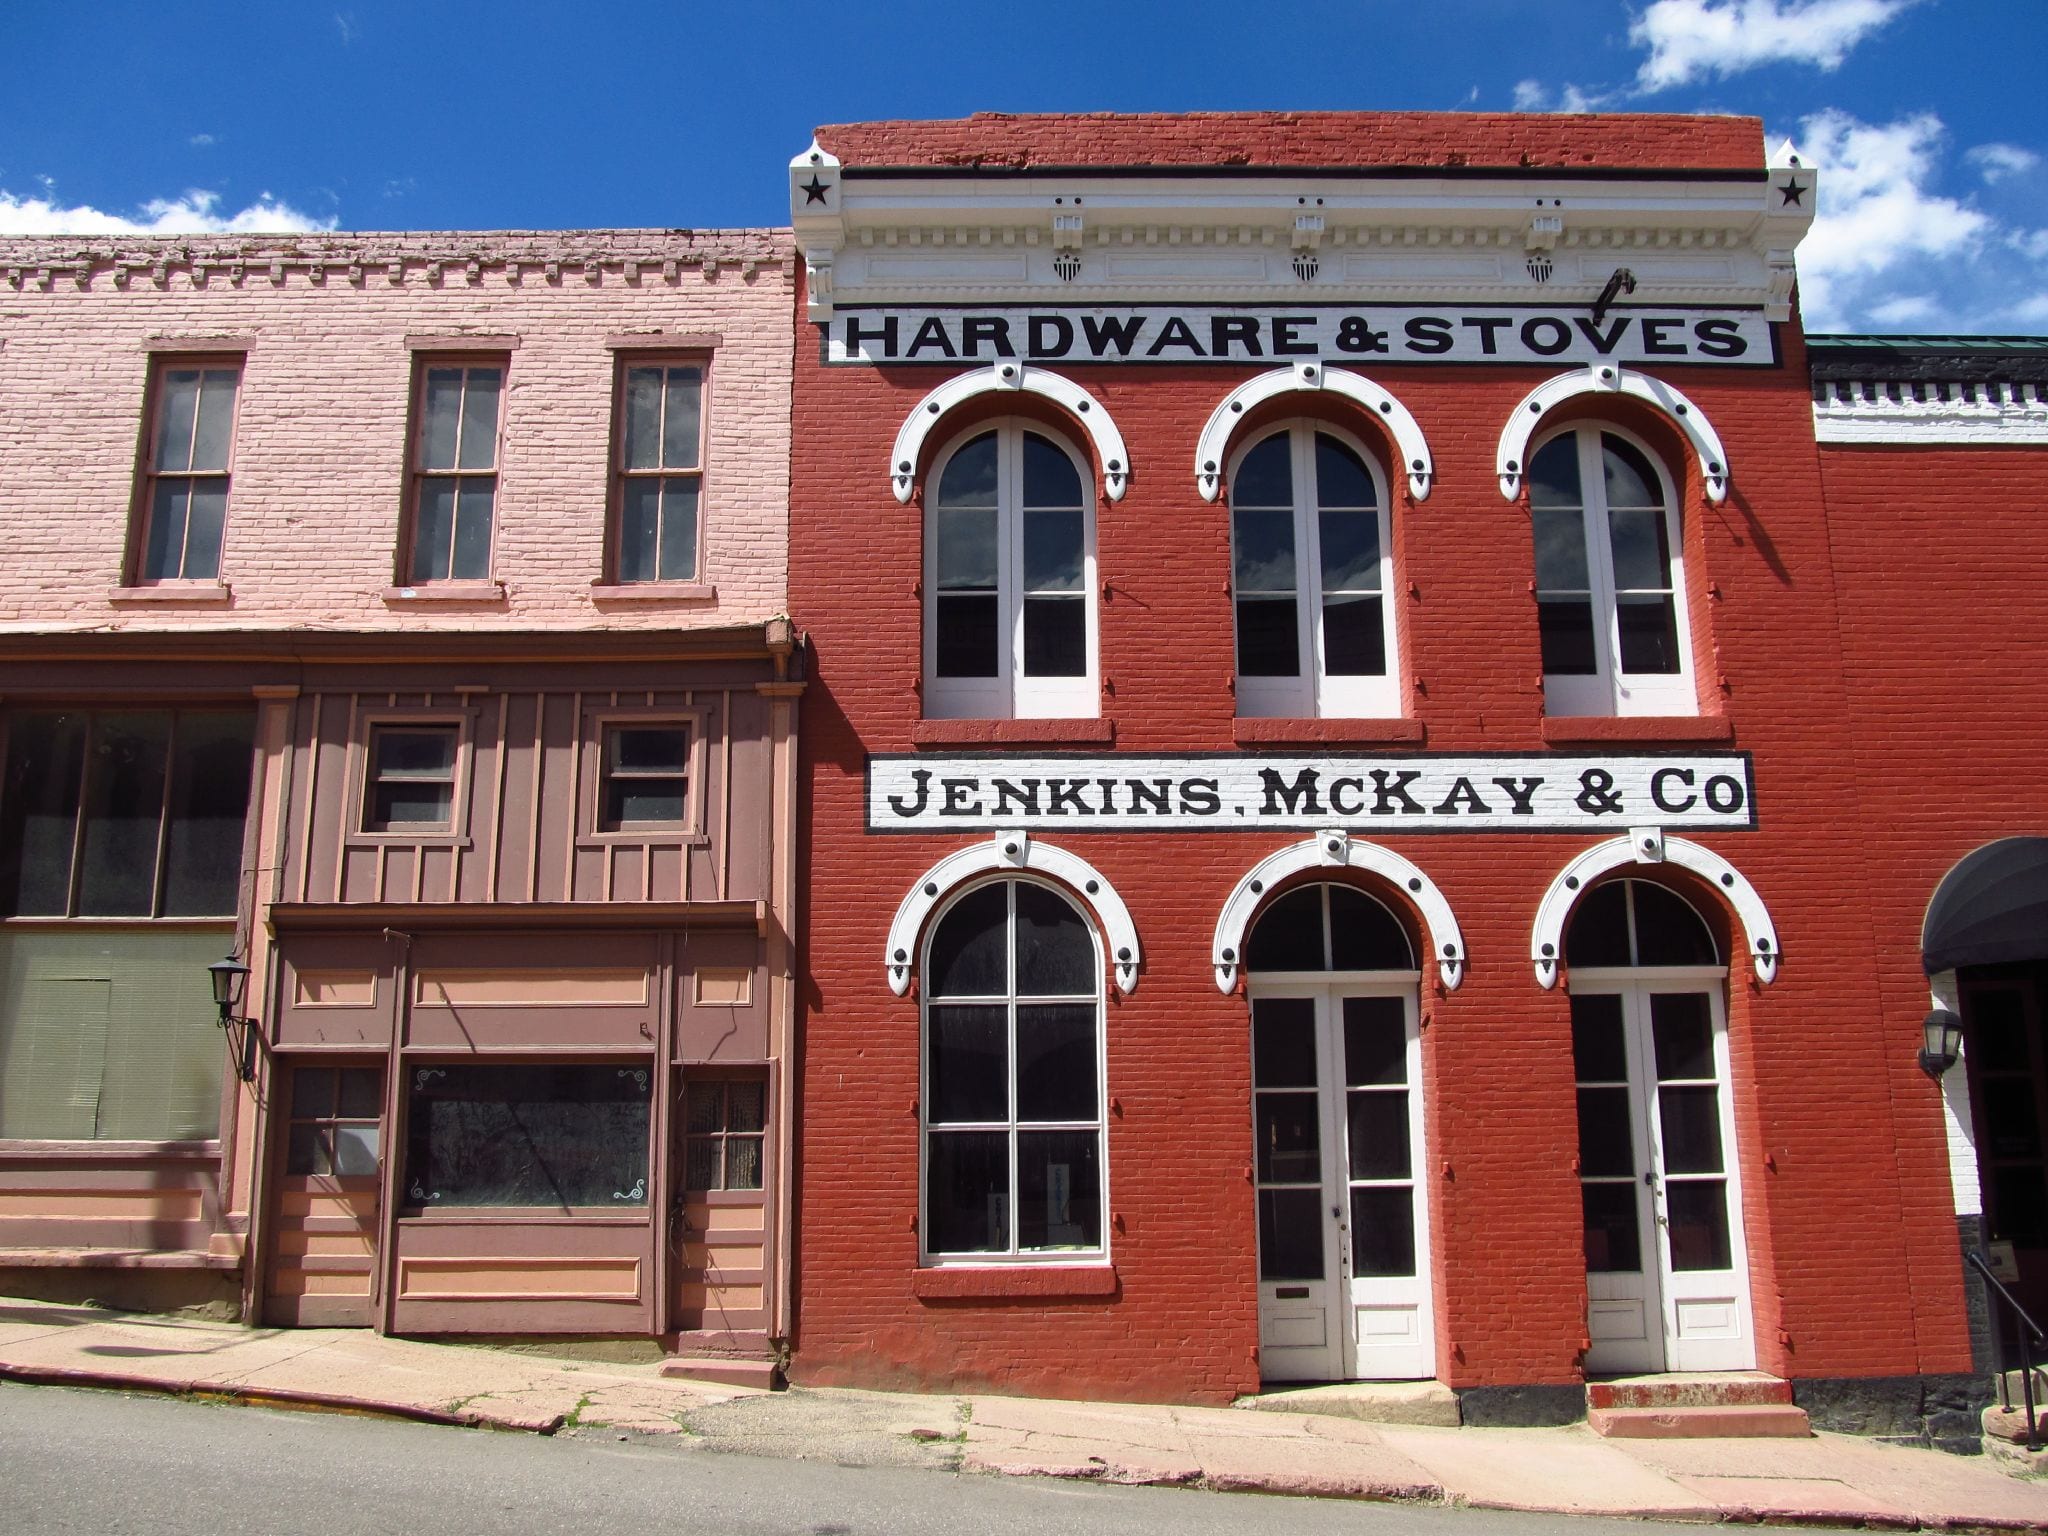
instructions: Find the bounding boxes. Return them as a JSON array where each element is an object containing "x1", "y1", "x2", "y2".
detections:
[{"x1": 1922, "y1": 837, "x2": 2048, "y2": 974}]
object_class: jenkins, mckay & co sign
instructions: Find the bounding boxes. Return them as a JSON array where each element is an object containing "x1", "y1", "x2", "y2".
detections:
[
  {"x1": 825, "y1": 305, "x2": 1773, "y2": 368},
  {"x1": 867, "y1": 754, "x2": 1756, "y2": 834}
]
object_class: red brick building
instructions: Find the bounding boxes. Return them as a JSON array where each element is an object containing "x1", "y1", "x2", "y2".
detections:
[{"x1": 784, "y1": 112, "x2": 2044, "y2": 1443}]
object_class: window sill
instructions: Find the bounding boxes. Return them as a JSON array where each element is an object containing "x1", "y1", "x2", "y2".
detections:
[
  {"x1": 382, "y1": 581, "x2": 508, "y2": 605},
  {"x1": 912, "y1": 718, "x2": 1114, "y2": 748},
  {"x1": 1233, "y1": 717, "x2": 1425, "y2": 747},
  {"x1": 911, "y1": 1264, "x2": 1118, "y2": 1300},
  {"x1": 0, "y1": 1247, "x2": 239, "y2": 1270},
  {"x1": 107, "y1": 583, "x2": 232, "y2": 607},
  {"x1": 589, "y1": 581, "x2": 717, "y2": 604},
  {"x1": 1540, "y1": 715, "x2": 1734, "y2": 745},
  {"x1": 0, "y1": 1139, "x2": 221, "y2": 1161}
]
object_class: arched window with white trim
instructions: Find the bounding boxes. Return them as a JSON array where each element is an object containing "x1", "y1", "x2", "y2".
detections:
[
  {"x1": 921, "y1": 878, "x2": 1105, "y2": 1261},
  {"x1": 925, "y1": 422, "x2": 1096, "y2": 720},
  {"x1": 1530, "y1": 426, "x2": 1697, "y2": 717},
  {"x1": 1230, "y1": 423, "x2": 1398, "y2": 718}
]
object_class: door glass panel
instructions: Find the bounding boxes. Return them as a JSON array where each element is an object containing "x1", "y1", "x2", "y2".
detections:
[
  {"x1": 1321, "y1": 593, "x2": 1386, "y2": 677},
  {"x1": 927, "y1": 1005, "x2": 1007, "y2": 1122},
  {"x1": 1658, "y1": 1086, "x2": 1725, "y2": 1174},
  {"x1": 1022, "y1": 597, "x2": 1087, "y2": 677},
  {"x1": 1328, "y1": 889, "x2": 1413, "y2": 971},
  {"x1": 1016, "y1": 1129, "x2": 1101, "y2": 1249},
  {"x1": 936, "y1": 432, "x2": 998, "y2": 505},
  {"x1": 926, "y1": 1130, "x2": 1007, "y2": 1253},
  {"x1": 1663, "y1": 1180, "x2": 1733, "y2": 1270},
  {"x1": 1258, "y1": 1188, "x2": 1324, "y2": 1280},
  {"x1": 1564, "y1": 887, "x2": 1632, "y2": 968},
  {"x1": 287, "y1": 1124, "x2": 331, "y2": 1176},
  {"x1": 1233, "y1": 433, "x2": 1292, "y2": 507},
  {"x1": 1021, "y1": 433, "x2": 1082, "y2": 507},
  {"x1": 1342, "y1": 997, "x2": 1406, "y2": 1085},
  {"x1": 1346, "y1": 1092, "x2": 1410, "y2": 1180},
  {"x1": 1986, "y1": 1078, "x2": 2043, "y2": 1158},
  {"x1": 1015, "y1": 1003, "x2": 1097, "y2": 1121},
  {"x1": 1235, "y1": 598, "x2": 1300, "y2": 678},
  {"x1": 1349, "y1": 1187, "x2": 1416, "y2": 1277},
  {"x1": 1233, "y1": 509, "x2": 1297, "y2": 592},
  {"x1": 927, "y1": 884, "x2": 1008, "y2": 997},
  {"x1": 1249, "y1": 889, "x2": 1325, "y2": 972},
  {"x1": 1632, "y1": 886, "x2": 1719, "y2": 966},
  {"x1": 1577, "y1": 1087, "x2": 1635, "y2": 1176},
  {"x1": 1252, "y1": 997, "x2": 1317, "y2": 1083},
  {"x1": 1971, "y1": 990, "x2": 2031, "y2": 1071},
  {"x1": 1570, "y1": 994, "x2": 1627, "y2": 1079},
  {"x1": 1990, "y1": 1167, "x2": 2048, "y2": 1247},
  {"x1": 333, "y1": 1123, "x2": 380, "y2": 1176},
  {"x1": 1256, "y1": 1093, "x2": 1321, "y2": 1182},
  {"x1": 1583, "y1": 1182, "x2": 1643, "y2": 1272},
  {"x1": 1651, "y1": 993, "x2": 1715, "y2": 1078},
  {"x1": 1013, "y1": 882, "x2": 1093, "y2": 996}
]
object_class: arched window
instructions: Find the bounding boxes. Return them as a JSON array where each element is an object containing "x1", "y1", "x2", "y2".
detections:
[
  {"x1": 1564, "y1": 878, "x2": 1720, "y2": 968},
  {"x1": 1230, "y1": 423, "x2": 1397, "y2": 719},
  {"x1": 1247, "y1": 882, "x2": 1415, "y2": 974},
  {"x1": 925, "y1": 422, "x2": 1096, "y2": 720},
  {"x1": 1530, "y1": 426, "x2": 1696, "y2": 718},
  {"x1": 922, "y1": 879, "x2": 1104, "y2": 1260}
]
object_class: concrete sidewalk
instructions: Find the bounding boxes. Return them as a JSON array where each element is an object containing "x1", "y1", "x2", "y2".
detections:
[{"x1": 3, "y1": 1298, "x2": 2044, "y2": 1529}]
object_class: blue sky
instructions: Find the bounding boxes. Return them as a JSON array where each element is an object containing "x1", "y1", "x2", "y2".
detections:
[{"x1": 4, "y1": 0, "x2": 2044, "y2": 333}]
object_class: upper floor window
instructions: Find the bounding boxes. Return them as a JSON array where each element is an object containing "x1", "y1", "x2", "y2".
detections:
[
  {"x1": 138, "y1": 362, "x2": 241, "y2": 583},
  {"x1": 614, "y1": 361, "x2": 704, "y2": 583},
  {"x1": 925, "y1": 423, "x2": 1096, "y2": 720},
  {"x1": 0, "y1": 708, "x2": 254, "y2": 917},
  {"x1": 363, "y1": 725, "x2": 459, "y2": 833},
  {"x1": 598, "y1": 723, "x2": 690, "y2": 831},
  {"x1": 1530, "y1": 427, "x2": 1696, "y2": 717},
  {"x1": 1230, "y1": 424, "x2": 1397, "y2": 718},
  {"x1": 405, "y1": 361, "x2": 503, "y2": 583}
]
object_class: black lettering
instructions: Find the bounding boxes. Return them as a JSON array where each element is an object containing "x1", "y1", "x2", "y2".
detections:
[
  {"x1": 1335, "y1": 316, "x2": 1389, "y2": 353},
  {"x1": 1081, "y1": 313, "x2": 1146, "y2": 357},
  {"x1": 1145, "y1": 316, "x2": 1206, "y2": 357},
  {"x1": 1650, "y1": 767, "x2": 1698, "y2": 813},
  {"x1": 1432, "y1": 776, "x2": 1493, "y2": 816},
  {"x1": 886, "y1": 769, "x2": 931, "y2": 818},
  {"x1": 1641, "y1": 317, "x2": 1686, "y2": 356},
  {"x1": 1491, "y1": 776, "x2": 1542, "y2": 816},
  {"x1": 906, "y1": 315, "x2": 957, "y2": 358},
  {"x1": 1259, "y1": 768, "x2": 1325, "y2": 817},
  {"x1": 940, "y1": 778, "x2": 984, "y2": 816},
  {"x1": 1125, "y1": 779, "x2": 1173, "y2": 816},
  {"x1": 991, "y1": 778, "x2": 1041, "y2": 817},
  {"x1": 1097, "y1": 778, "x2": 1119, "y2": 813},
  {"x1": 960, "y1": 316, "x2": 1014, "y2": 357},
  {"x1": 1521, "y1": 316, "x2": 1573, "y2": 356},
  {"x1": 843, "y1": 314, "x2": 898, "y2": 358},
  {"x1": 1370, "y1": 769, "x2": 1425, "y2": 816},
  {"x1": 1461, "y1": 316, "x2": 1511, "y2": 354},
  {"x1": 1210, "y1": 315, "x2": 1263, "y2": 358},
  {"x1": 1328, "y1": 776, "x2": 1367, "y2": 817},
  {"x1": 1574, "y1": 315, "x2": 1630, "y2": 355},
  {"x1": 1027, "y1": 314, "x2": 1073, "y2": 358},
  {"x1": 1705, "y1": 774, "x2": 1745, "y2": 814},
  {"x1": 1404, "y1": 316, "x2": 1453, "y2": 354},
  {"x1": 1271, "y1": 316, "x2": 1317, "y2": 355},
  {"x1": 1575, "y1": 769, "x2": 1624, "y2": 815},
  {"x1": 1179, "y1": 777, "x2": 1221, "y2": 816},
  {"x1": 1694, "y1": 318, "x2": 1747, "y2": 358},
  {"x1": 1046, "y1": 779, "x2": 1095, "y2": 815}
]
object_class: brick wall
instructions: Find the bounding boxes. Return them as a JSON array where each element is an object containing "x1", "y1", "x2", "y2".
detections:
[{"x1": 0, "y1": 230, "x2": 794, "y2": 631}]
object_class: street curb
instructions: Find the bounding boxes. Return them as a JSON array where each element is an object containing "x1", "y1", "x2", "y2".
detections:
[{"x1": 0, "y1": 1361, "x2": 566, "y2": 1435}]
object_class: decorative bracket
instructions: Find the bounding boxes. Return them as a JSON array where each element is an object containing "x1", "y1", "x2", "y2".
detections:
[
  {"x1": 1530, "y1": 830, "x2": 1780, "y2": 988},
  {"x1": 1211, "y1": 832, "x2": 1465, "y2": 993},
  {"x1": 1497, "y1": 364, "x2": 1730, "y2": 504},
  {"x1": 886, "y1": 830, "x2": 1141, "y2": 996},
  {"x1": 890, "y1": 363, "x2": 1129, "y2": 504},
  {"x1": 1194, "y1": 363, "x2": 1433, "y2": 502}
]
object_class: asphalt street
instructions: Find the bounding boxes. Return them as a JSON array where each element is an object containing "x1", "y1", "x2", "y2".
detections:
[{"x1": 0, "y1": 1381, "x2": 1721, "y2": 1536}]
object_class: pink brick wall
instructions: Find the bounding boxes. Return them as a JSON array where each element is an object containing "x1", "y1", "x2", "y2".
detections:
[{"x1": 0, "y1": 230, "x2": 794, "y2": 632}]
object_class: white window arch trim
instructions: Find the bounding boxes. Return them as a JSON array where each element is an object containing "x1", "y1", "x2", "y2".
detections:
[
  {"x1": 1195, "y1": 362, "x2": 1433, "y2": 502},
  {"x1": 1531, "y1": 827, "x2": 1779, "y2": 988},
  {"x1": 891, "y1": 362, "x2": 1129, "y2": 504},
  {"x1": 1497, "y1": 364, "x2": 1730, "y2": 504},
  {"x1": 1213, "y1": 829, "x2": 1465, "y2": 993},
  {"x1": 887, "y1": 830, "x2": 1140, "y2": 995}
]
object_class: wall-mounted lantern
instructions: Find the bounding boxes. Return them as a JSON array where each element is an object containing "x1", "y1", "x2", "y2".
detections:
[
  {"x1": 207, "y1": 954, "x2": 258, "y2": 1084},
  {"x1": 1919, "y1": 1007, "x2": 1965, "y2": 1080}
]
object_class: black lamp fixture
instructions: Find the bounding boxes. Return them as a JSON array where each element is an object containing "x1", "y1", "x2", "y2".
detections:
[
  {"x1": 1591, "y1": 266, "x2": 1638, "y2": 324},
  {"x1": 207, "y1": 954, "x2": 258, "y2": 1083},
  {"x1": 1919, "y1": 1007, "x2": 1964, "y2": 1080}
]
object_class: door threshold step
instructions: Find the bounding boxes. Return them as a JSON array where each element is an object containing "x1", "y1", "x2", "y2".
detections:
[
  {"x1": 1239, "y1": 1380, "x2": 1460, "y2": 1427},
  {"x1": 660, "y1": 1356, "x2": 780, "y2": 1390},
  {"x1": 1589, "y1": 1402, "x2": 1811, "y2": 1439},
  {"x1": 1587, "y1": 1371, "x2": 1793, "y2": 1410}
]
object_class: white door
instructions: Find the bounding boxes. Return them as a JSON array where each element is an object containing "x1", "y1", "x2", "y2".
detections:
[
  {"x1": 1253, "y1": 984, "x2": 1434, "y2": 1381},
  {"x1": 1576, "y1": 979, "x2": 1754, "y2": 1374}
]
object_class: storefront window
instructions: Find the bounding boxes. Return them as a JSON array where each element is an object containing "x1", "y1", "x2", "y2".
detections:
[
  {"x1": 683, "y1": 1076, "x2": 767, "y2": 1191},
  {"x1": 403, "y1": 1063, "x2": 651, "y2": 1208}
]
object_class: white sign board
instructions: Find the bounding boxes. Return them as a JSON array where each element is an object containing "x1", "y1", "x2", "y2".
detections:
[
  {"x1": 826, "y1": 306, "x2": 1773, "y2": 368},
  {"x1": 867, "y1": 754, "x2": 1755, "y2": 833}
]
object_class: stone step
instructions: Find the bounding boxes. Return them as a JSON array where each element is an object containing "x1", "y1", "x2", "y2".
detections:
[
  {"x1": 1587, "y1": 1371, "x2": 1794, "y2": 1411},
  {"x1": 1240, "y1": 1380, "x2": 1462, "y2": 1427},
  {"x1": 1589, "y1": 1402, "x2": 1812, "y2": 1440},
  {"x1": 660, "y1": 1356, "x2": 779, "y2": 1390}
]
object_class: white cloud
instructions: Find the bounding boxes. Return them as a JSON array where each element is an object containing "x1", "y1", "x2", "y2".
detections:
[
  {"x1": 189, "y1": 133, "x2": 216, "y2": 148},
  {"x1": 333, "y1": 11, "x2": 357, "y2": 45},
  {"x1": 0, "y1": 187, "x2": 335, "y2": 236},
  {"x1": 1632, "y1": 0, "x2": 1916, "y2": 91},
  {"x1": 1512, "y1": 79, "x2": 1603, "y2": 113},
  {"x1": 1866, "y1": 294, "x2": 1935, "y2": 325},
  {"x1": 1966, "y1": 143, "x2": 2039, "y2": 184}
]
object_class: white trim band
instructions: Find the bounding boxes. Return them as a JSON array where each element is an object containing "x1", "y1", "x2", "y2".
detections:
[
  {"x1": 1497, "y1": 364, "x2": 1730, "y2": 504},
  {"x1": 886, "y1": 830, "x2": 1141, "y2": 996},
  {"x1": 890, "y1": 363, "x2": 1129, "y2": 504},
  {"x1": 1194, "y1": 362, "x2": 1433, "y2": 502},
  {"x1": 1531, "y1": 827, "x2": 1779, "y2": 987},
  {"x1": 1212, "y1": 830, "x2": 1465, "y2": 993}
]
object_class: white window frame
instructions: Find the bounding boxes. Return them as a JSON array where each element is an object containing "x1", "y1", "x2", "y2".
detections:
[
  {"x1": 1533, "y1": 423, "x2": 1698, "y2": 718},
  {"x1": 918, "y1": 875, "x2": 1109, "y2": 1266},
  {"x1": 922, "y1": 420, "x2": 1098, "y2": 721},
  {"x1": 1228, "y1": 420, "x2": 1399, "y2": 720}
]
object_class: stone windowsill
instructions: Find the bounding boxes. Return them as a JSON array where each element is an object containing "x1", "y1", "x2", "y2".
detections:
[
  {"x1": 1232, "y1": 717, "x2": 1426, "y2": 747},
  {"x1": 382, "y1": 581, "x2": 508, "y2": 605},
  {"x1": 588, "y1": 581, "x2": 717, "y2": 603},
  {"x1": 107, "y1": 583, "x2": 232, "y2": 607},
  {"x1": 911, "y1": 1264, "x2": 1118, "y2": 1300},
  {"x1": 912, "y1": 718, "x2": 1115, "y2": 749},
  {"x1": 1540, "y1": 714, "x2": 1735, "y2": 745}
]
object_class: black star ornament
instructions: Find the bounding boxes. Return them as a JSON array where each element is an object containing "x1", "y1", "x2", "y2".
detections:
[
  {"x1": 1779, "y1": 179, "x2": 1807, "y2": 208},
  {"x1": 801, "y1": 175, "x2": 831, "y2": 206}
]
